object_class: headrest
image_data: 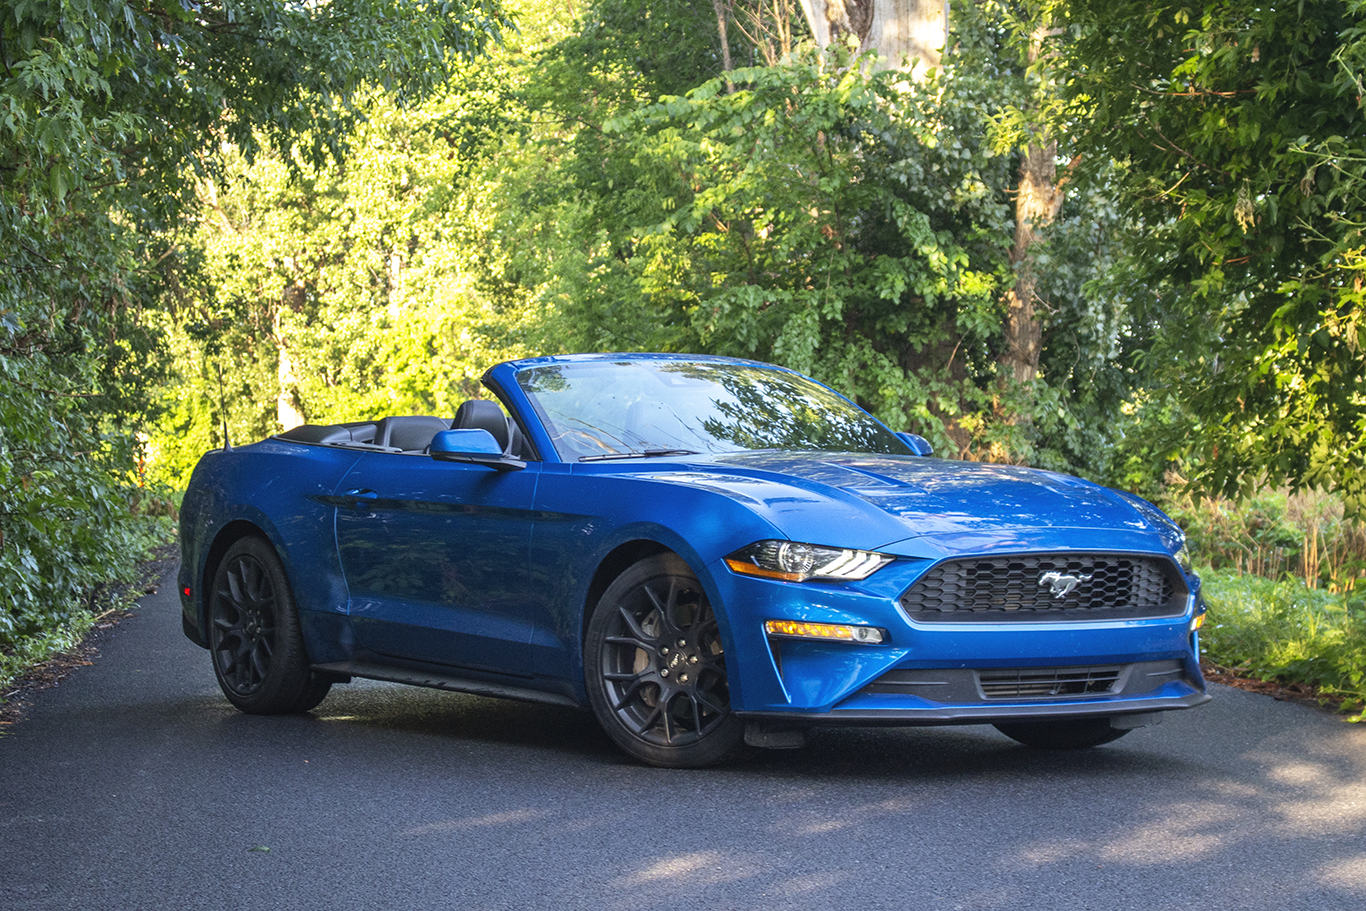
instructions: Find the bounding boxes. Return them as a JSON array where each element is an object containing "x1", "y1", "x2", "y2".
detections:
[
  {"x1": 453, "y1": 400, "x2": 510, "y2": 451},
  {"x1": 380, "y1": 416, "x2": 453, "y2": 452}
]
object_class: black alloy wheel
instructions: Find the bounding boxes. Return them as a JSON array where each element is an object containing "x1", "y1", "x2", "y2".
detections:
[
  {"x1": 208, "y1": 536, "x2": 331, "y2": 714},
  {"x1": 993, "y1": 717, "x2": 1132, "y2": 749},
  {"x1": 585, "y1": 553, "x2": 744, "y2": 767}
]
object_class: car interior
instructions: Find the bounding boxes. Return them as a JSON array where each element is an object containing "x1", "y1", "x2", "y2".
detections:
[{"x1": 275, "y1": 400, "x2": 530, "y2": 459}]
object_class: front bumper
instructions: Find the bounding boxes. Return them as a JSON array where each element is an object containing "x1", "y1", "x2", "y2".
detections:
[
  {"x1": 738, "y1": 681, "x2": 1210, "y2": 727},
  {"x1": 709, "y1": 545, "x2": 1208, "y2": 724}
]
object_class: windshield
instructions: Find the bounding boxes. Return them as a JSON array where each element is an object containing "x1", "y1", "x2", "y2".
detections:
[{"x1": 515, "y1": 360, "x2": 911, "y2": 461}]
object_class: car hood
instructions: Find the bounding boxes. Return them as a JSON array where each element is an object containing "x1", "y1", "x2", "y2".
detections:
[{"x1": 637, "y1": 451, "x2": 1162, "y2": 553}]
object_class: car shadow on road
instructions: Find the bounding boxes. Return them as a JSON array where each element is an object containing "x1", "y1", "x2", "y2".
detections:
[{"x1": 236, "y1": 678, "x2": 1205, "y2": 783}]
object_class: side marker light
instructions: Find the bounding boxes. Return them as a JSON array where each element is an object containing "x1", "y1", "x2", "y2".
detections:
[{"x1": 1190, "y1": 613, "x2": 1206, "y2": 631}]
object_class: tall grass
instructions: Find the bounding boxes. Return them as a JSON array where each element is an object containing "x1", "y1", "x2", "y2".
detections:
[
  {"x1": 1166, "y1": 487, "x2": 1366, "y2": 592},
  {"x1": 1164, "y1": 487, "x2": 1366, "y2": 718}
]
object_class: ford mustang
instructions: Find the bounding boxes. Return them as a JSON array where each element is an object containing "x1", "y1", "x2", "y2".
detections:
[{"x1": 178, "y1": 353, "x2": 1209, "y2": 767}]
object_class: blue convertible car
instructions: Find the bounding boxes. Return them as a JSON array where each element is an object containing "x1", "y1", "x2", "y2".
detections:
[{"x1": 178, "y1": 353, "x2": 1209, "y2": 766}]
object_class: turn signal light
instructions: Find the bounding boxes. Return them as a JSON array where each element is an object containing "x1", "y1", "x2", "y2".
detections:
[
  {"x1": 765, "y1": 619, "x2": 885, "y2": 644},
  {"x1": 1191, "y1": 613, "x2": 1206, "y2": 631}
]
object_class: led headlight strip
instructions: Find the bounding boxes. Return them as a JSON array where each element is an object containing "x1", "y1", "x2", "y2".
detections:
[{"x1": 724, "y1": 540, "x2": 894, "y2": 583}]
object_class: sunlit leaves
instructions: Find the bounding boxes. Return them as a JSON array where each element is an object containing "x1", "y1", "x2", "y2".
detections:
[
  {"x1": 0, "y1": 0, "x2": 512, "y2": 648},
  {"x1": 1054, "y1": 0, "x2": 1366, "y2": 514}
]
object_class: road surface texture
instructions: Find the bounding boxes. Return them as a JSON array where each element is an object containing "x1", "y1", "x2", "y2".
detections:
[{"x1": 2, "y1": 569, "x2": 1365, "y2": 911}]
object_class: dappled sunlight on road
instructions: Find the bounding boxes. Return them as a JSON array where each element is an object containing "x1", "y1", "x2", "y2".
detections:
[
  {"x1": 1317, "y1": 856, "x2": 1366, "y2": 890},
  {"x1": 292, "y1": 683, "x2": 1366, "y2": 910},
  {"x1": 617, "y1": 850, "x2": 764, "y2": 887},
  {"x1": 1095, "y1": 801, "x2": 1234, "y2": 863},
  {"x1": 402, "y1": 808, "x2": 549, "y2": 836},
  {"x1": 775, "y1": 795, "x2": 919, "y2": 836}
]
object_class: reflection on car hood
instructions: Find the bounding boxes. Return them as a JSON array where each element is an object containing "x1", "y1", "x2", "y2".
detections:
[{"x1": 641, "y1": 451, "x2": 1154, "y2": 546}]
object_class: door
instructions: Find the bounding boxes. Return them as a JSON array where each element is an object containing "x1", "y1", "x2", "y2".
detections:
[{"x1": 334, "y1": 451, "x2": 540, "y2": 675}]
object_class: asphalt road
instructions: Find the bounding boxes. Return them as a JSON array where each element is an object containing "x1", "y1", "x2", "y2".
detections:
[{"x1": 2, "y1": 570, "x2": 1365, "y2": 911}]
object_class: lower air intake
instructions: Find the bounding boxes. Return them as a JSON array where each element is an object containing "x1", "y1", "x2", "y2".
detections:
[{"x1": 978, "y1": 665, "x2": 1124, "y2": 699}]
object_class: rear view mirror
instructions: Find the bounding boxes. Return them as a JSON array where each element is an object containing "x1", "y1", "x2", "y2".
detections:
[{"x1": 429, "y1": 429, "x2": 525, "y2": 471}]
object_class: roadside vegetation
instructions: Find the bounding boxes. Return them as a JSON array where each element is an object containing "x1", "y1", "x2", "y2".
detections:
[
  {"x1": 4, "y1": 0, "x2": 1365, "y2": 712},
  {"x1": 1167, "y1": 489, "x2": 1366, "y2": 717}
]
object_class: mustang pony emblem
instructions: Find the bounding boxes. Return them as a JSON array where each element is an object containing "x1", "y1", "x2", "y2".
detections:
[{"x1": 1038, "y1": 571, "x2": 1093, "y2": 599}]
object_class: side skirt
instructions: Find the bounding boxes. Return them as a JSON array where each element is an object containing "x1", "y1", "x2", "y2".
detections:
[{"x1": 311, "y1": 660, "x2": 583, "y2": 710}]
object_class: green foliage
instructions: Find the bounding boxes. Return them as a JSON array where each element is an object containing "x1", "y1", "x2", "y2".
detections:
[
  {"x1": 2, "y1": 0, "x2": 511, "y2": 654},
  {"x1": 575, "y1": 56, "x2": 1015, "y2": 453},
  {"x1": 1053, "y1": 0, "x2": 1366, "y2": 515},
  {"x1": 1164, "y1": 486, "x2": 1366, "y2": 590},
  {"x1": 498, "y1": 4, "x2": 1133, "y2": 472},
  {"x1": 0, "y1": 354, "x2": 172, "y2": 651},
  {"x1": 1201, "y1": 569, "x2": 1366, "y2": 715},
  {"x1": 542, "y1": 0, "x2": 731, "y2": 102},
  {"x1": 148, "y1": 82, "x2": 546, "y2": 484}
]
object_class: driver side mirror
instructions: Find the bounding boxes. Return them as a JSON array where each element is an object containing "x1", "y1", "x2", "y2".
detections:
[{"x1": 429, "y1": 429, "x2": 526, "y2": 472}]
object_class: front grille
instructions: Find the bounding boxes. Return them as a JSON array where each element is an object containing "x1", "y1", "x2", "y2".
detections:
[
  {"x1": 978, "y1": 665, "x2": 1123, "y2": 699},
  {"x1": 900, "y1": 552, "x2": 1184, "y2": 622}
]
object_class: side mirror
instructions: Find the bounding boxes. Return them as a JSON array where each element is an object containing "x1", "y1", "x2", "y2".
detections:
[
  {"x1": 896, "y1": 432, "x2": 934, "y2": 456},
  {"x1": 429, "y1": 429, "x2": 526, "y2": 472}
]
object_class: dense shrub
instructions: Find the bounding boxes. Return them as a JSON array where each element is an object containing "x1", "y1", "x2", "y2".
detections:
[
  {"x1": 1168, "y1": 488, "x2": 1366, "y2": 592},
  {"x1": 1200, "y1": 568, "x2": 1366, "y2": 718},
  {"x1": 0, "y1": 356, "x2": 171, "y2": 656}
]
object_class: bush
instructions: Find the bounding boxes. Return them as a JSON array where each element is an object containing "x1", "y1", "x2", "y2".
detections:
[
  {"x1": 0, "y1": 355, "x2": 174, "y2": 663},
  {"x1": 1200, "y1": 568, "x2": 1366, "y2": 717},
  {"x1": 1167, "y1": 487, "x2": 1366, "y2": 592}
]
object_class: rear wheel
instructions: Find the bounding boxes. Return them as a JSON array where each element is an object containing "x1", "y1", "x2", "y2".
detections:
[
  {"x1": 208, "y1": 537, "x2": 331, "y2": 714},
  {"x1": 585, "y1": 554, "x2": 744, "y2": 767},
  {"x1": 993, "y1": 718, "x2": 1130, "y2": 750}
]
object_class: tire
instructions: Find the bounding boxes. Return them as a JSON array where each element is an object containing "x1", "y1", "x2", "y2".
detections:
[
  {"x1": 585, "y1": 554, "x2": 745, "y2": 767},
  {"x1": 993, "y1": 718, "x2": 1131, "y2": 750},
  {"x1": 208, "y1": 537, "x2": 332, "y2": 714}
]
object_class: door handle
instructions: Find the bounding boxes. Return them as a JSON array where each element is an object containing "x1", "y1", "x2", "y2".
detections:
[{"x1": 343, "y1": 488, "x2": 379, "y2": 509}]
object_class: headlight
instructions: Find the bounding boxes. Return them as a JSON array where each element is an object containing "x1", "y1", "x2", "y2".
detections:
[
  {"x1": 724, "y1": 541, "x2": 894, "y2": 582},
  {"x1": 1174, "y1": 542, "x2": 1193, "y2": 572},
  {"x1": 1112, "y1": 490, "x2": 1196, "y2": 569}
]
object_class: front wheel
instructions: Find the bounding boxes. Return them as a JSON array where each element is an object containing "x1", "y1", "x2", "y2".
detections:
[
  {"x1": 208, "y1": 536, "x2": 331, "y2": 714},
  {"x1": 585, "y1": 554, "x2": 744, "y2": 767},
  {"x1": 993, "y1": 718, "x2": 1131, "y2": 750}
]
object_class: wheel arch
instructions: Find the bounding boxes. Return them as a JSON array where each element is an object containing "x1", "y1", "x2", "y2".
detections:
[
  {"x1": 576, "y1": 537, "x2": 749, "y2": 712},
  {"x1": 580, "y1": 539, "x2": 673, "y2": 648},
  {"x1": 196, "y1": 519, "x2": 275, "y2": 637}
]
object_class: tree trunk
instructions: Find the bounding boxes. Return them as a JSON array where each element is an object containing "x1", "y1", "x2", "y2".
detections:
[
  {"x1": 713, "y1": 0, "x2": 735, "y2": 73},
  {"x1": 713, "y1": 0, "x2": 736, "y2": 92},
  {"x1": 275, "y1": 277, "x2": 307, "y2": 432},
  {"x1": 1002, "y1": 26, "x2": 1066, "y2": 393},
  {"x1": 1004, "y1": 140, "x2": 1063, "y2": 386},
  {"x1": 797, "y1": 0, "x2": 945, "y2": 75}
]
